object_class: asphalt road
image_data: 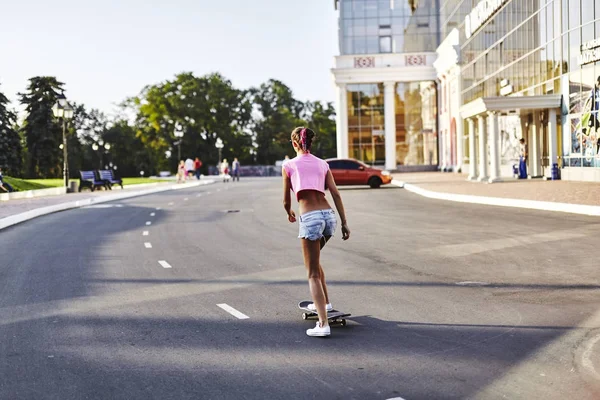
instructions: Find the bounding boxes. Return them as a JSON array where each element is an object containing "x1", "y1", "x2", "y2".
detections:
[{"x1": 1, "y1": 178, "x2": 600, "y2": 400}]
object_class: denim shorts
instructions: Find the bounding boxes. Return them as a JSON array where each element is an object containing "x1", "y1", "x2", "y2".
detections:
[{"x1": 298, "y1": 209, "x2": 337, "y2": 241}]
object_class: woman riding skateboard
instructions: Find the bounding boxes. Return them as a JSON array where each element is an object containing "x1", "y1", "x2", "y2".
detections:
[{"x1": 282, "y1": 127, "x2": 350, "y2": 337}]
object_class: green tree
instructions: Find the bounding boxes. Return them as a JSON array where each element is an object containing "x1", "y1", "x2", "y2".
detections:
[
  {"x1": 252, "y1": 79, "x2": 304, "y2": 164},
  {"x1": 304, "y1": 101, "x2": 337, "y2": 159},
  {"x1": 0, "y1": 85, "x2": 22, "y2": 176},
  {"x1": 132, "y1": 72, "x2": 253, "y2": 173},
  {"x1": 19, "y1": 77, "x2": 65, "y2": 178}
]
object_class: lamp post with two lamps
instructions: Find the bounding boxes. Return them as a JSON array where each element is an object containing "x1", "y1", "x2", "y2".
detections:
[
  {"x1": 215, "y1": 138, "x2": 224, "y2": 167},
  {"x1": 92, "y1": 141, "x2": 111, "y2": 169},
  {"x1": 52, "y1": 93, "x2": 74, "y2": 190},
  {"x1": 174, "y1": 123, "x2": 184, "y2": 162}
]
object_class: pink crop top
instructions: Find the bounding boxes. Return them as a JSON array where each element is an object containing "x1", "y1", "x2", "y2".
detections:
[{"x1": 283, "y1": 154, "x2": 329, "y2": 200}]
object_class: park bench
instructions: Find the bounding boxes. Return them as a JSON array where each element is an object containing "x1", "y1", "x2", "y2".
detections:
[
  {"x1": 79, "y1": 170, "x2": 107, "y2": 192},
  {"x1": 98, "y1": 169, "x2": 123, "y2": 190}
]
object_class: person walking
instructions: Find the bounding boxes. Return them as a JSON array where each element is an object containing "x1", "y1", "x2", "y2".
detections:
[
  {"x1": 220, "y1": 158, "x2": 230, "y2": 182},
  {"x1": 177, "y1": 160, "x2": 186, "y2": 183},
  {"x1": 232, "y1": 158, "x2": 240, "y2": 182},
  {"x1": 185, "y1": 158, "x2": 194, "y2": 180},
  {"x1": 0, "y1": 167, "x2": 14, "y2": 192},
  {"x1": 519, "y1": 138, "x2": 528, "y2": 179},
  {"x1": 194, "y1": 157, "x2": 203, "y2": 180},
  {"x1": 282, "y1": 127, "x2": 350, "y2": 337}
]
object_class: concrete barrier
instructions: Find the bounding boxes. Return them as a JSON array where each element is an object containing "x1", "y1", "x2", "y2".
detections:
[
  {"x1": 0, "y1": 186, "x2": 67, "y2": 201},
  {"x1": 0, "y1": 180, "x2": 215, "y2": 231}
]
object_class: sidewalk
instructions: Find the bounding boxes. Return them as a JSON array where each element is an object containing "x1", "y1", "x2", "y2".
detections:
[
  {"x1": 0, "y1": 180, "x2": 214, "y2": 230},
  {"x1": 392, "y1": 172, "x2": 600, "y2": 215}
]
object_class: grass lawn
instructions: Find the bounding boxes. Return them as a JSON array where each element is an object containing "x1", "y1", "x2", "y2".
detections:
[{"x1": 3, "y1": 177, "x2": 164, "y2": 192}]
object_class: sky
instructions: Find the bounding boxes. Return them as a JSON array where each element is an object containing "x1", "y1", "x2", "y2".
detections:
[{"x1": 0, "y1": 0, "x2": 340, "y2": 118}]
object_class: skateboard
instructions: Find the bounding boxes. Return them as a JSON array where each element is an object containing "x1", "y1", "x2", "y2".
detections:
[{"x1": 298, "y1": 301, "x2": 351, "y2": 326}]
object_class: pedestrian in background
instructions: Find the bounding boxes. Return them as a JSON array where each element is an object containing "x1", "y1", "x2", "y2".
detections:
[
  {"x1": 185, "y1": 158, "x2": 194, "y2": 180},
  {"x1": 0, "y1": 167, "x2": 14, "y2": 192},
  {"x1": 232, "y1": 157, "x2": 240, "y2": 181},
  {"x1": 282, "y1": 127, "x2": 350, "y2": 338},
  {"x1": 177, "y1": 160, "x2": 186, "y2": 183},
  {"x1": 519, "y1": 138, "x2": 528, "y2": 179},
  {"x1": 194, "y1": 157, "x2": 203, "y2": 180},
  {"x1": 220, "y1": 158, "x2": 230, "y2": 182}
]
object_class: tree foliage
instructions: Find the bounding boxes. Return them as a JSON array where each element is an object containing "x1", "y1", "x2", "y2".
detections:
[
  {"x1": 11, "y1": 73, "x2": 337, "y2": 178},
  {"x1": 0, "y1": 85, "x2": 22, "y2": 175},
  {"x1": 19, "y1": 77, "x2": 64, "y2": 178}
]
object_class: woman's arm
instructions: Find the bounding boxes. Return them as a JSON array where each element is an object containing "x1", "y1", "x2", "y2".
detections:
[
  {"x1": 282, "y1": 169, "x2": 296, "y2": 222},
  {"x1": 325, "y1": 170, "x2": 350, "y2": 240}
]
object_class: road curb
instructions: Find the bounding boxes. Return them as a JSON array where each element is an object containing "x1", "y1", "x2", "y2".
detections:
[
  {"x1": 0, "y1": 180, "x2": 216, "y2": 231},
  {"x1": 391, "y1": 179, "x2": 600, "y2": 217}
]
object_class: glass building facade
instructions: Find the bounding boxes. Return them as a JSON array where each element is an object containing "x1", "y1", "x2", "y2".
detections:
[
  {"x1": 334, "y1": 0, "x2": 441, "y2": 168},
  {"x1": 439, "y1": 0, "x2": 600, "y2": 178}
]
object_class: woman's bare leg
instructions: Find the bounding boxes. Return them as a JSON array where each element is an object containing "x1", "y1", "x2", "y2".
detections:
[
  {"x1": 301, "y1": 238, "x2": 328, "y2": 326},
  {"x1": 320, "y1": 236, "x2": 331, "y2": 304}
]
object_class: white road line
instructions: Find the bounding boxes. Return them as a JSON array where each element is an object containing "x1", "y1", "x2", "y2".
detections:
[
  {"x1": 158, "y1": 260, "x2": 172, "y2": 269},
  {"x1": 150, "y1": 212, "x2": 155, "y2": 217},
  {"x1": 184, "y1": 198, "x2": 189, "y2": 201},
  {"x1": 145, "y1": 221, "x2": 152, "y2": 226},
  {"x1": 217, "y1": 303, "x2": 249, "y2": 319},
  {"x1": 143, "y1": 231, "x2": 149, "y2": 236},
  {"x1": 155, "y1": 207, "x2": 161, "y2": 210},
  {"x1": 196, "y1": 194, "x2": 202, "y2": 197},
  {"x1": 168, "y1": 202, "x2": 174, "y2": 206},
  {"x1": 207, "y1": 191, "x2": 212, "y2": 195},
  {"x1": 144, "y1": 242, "x2": 152, "y2": 248}
]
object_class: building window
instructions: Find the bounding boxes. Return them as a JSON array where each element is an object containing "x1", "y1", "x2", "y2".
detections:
[{"x1": 379, "y1": 36, "x2": 392, "y2": 53}]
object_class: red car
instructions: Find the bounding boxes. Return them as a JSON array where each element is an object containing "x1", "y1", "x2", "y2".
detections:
[{"x1": 326, "y1": 158, "x2": 393, "y2": 188}]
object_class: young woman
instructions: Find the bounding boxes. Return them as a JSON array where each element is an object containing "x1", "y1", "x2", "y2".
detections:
[{"x1": 282, "y1": 127, "x2": 350, "y2": 337}]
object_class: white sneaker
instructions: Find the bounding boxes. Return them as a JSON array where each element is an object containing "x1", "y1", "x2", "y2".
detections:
[
  {"x1": 306, "y1": 322, "x2": 330, "y2": 337},
  {"x1": 307, "y1": 303, "x2": 333, "y2": 312}
]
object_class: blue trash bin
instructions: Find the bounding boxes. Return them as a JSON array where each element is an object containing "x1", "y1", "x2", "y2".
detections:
[{"x1": 551, "y1": 163, "x2": 560, "y2": 180}]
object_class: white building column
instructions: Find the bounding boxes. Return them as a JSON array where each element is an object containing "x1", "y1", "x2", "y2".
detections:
[
  {"x1": 531, "y1": 111, "x2": 541, "y2": 177},
  {"x1": 335, "y1": 83, "x2": 348, "y2": 159},
  {"x1": 477, "y1": 114, "x2": 489, "y2": 181},
  {"x1": 488, "y1": 111, "x2": 501, "y2": 182},
  {"x1": 547, "y1": 108, "x2": 558, "y2": 177},
  {"x1": 467, "y1": 118, "x2": 477, "y2": 180},
  {"x1": 383, "y1": 81, "x2": 397, "y2": 170}
]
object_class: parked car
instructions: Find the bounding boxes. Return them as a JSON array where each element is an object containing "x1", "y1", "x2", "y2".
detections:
[{"x1": 326, "y1": 158, "x2": 392, "y2": 188}]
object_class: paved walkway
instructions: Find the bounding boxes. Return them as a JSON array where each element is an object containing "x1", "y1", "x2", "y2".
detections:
[
  {"x1": 392, "y1": 172, "x2": 600, "y2": 207},
  {"x1": 0, "y1": 182, "x2": 174, "y2": 220}
]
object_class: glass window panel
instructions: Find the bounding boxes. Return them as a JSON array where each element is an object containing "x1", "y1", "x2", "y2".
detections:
[
  {"x1": 569, "y1": 29, "x2": 580, "y2": 68},
  {"x1": 354, "y1": 18, "x2": 366, "y2": 36},
  {"x1": 393, "y1": 35, "x2": 404, "y2": 52},
  {"x1": 367, "y1": 36, "x2": 379, "y2": 53},
  {"x1": 379, "y1": 36, "x2": 392, "y2": 53},
  {"x1": 539, "y1": 10, "x2": 548, "y2": 47},
  {"x1": 378, "y1": 0, "x2": 391, "y2": 17},
  {"x1": 353, "y1": 0, "x2": 366, "y2": 18},
  {"x1": 569, "y1": 0, "x2": 580, "y2": 29},
  {"x1": 343, "y1": 20, "x2": 353, "y2": 36},
  {"x1": 342, "y1": 2, "x2": 353, "y2": 18},
  {"x1": 354, "y1": 37, "x2": 367, "y2": 54},
  {"x1": 582, "y1": 0, "x2": 594, "y2": 24},
  {"x1": 366, "y1": 1, "x2": 378, "y2": 18},
  {"x1": 582, "y1": 22, "x2": 595, "y2": 43},
  {"x1": 366, "y1": 18, "x2": 379, "y2": 35}
]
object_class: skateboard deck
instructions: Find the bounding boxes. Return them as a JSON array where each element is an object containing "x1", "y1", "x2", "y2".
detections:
[{"x1": 298, "y1": 301, "x2": 351, "y2": 326}]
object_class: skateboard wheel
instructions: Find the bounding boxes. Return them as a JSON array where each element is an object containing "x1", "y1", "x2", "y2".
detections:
[
  {"x1": 341, "y1": 319, "x2": 347, "y2": 326},
  {"x1": 302, "y1": 313, "x2": 308, "y2": 320}
]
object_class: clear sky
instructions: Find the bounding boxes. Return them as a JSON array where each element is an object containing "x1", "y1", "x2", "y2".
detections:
[{"x1": 0, "y1": 0, "x2": 339, "y2": 117}]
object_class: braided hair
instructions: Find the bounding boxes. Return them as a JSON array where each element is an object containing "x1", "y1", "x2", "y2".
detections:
[{"x1": 291, "y1": 127, "x2": 316, "y2": 152}]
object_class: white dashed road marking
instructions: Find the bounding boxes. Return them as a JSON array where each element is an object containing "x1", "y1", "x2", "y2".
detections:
[
  {"x1": 184, "y1": 198, "x2": 189, "y2": 201},
  {"x1": 143, "y1": 231, "x2": 149, "y2": 236},
  {"x1": 217, "y1": 304, "x2": 249, "y2": 319},
  {"x1": 168, "y1": 202, "x2": 174, "y2": 206},
  {"x1": 150, "y1": 212, "x2": 155, "y2": 217},
  {"x1": 144, "y1": 242, "x2": 152, "y2": 248},
  {"x1": 456, "y1": 281, "x2": 489, "y2": 286},
  {"x1": 145, "y1": 221, "x2": 152, "y2": 226},
  {"x1": 196, "y1": 194, "x2": 202, "y2": 197},
  {"x1": 155, "y1": 207, "x2": 161, "y2": 210},
  {"x1": 158, "y1": 260, "x2": 172, "y2": 269}
]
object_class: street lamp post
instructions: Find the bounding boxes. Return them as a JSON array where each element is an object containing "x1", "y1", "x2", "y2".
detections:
[
  {"x1": 174, "y1": 124, "x2": 184, "y2": 161},
  {"x1": 92, "y1": 141, "x2": 111, "y2": 169},
  {"x1": 52, "y1": 93, "x2": 74, "y2": 190},
  {"x1": 215, "y1": 138, "x2": 224, "y2": 168}
]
